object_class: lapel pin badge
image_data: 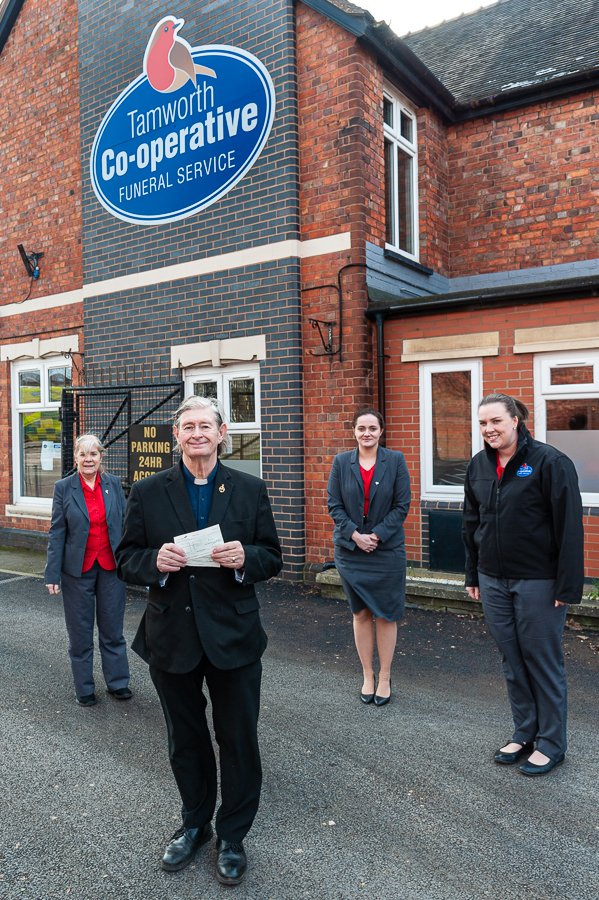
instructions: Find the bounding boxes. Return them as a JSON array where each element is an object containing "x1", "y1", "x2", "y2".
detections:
[{"x1": 218, "y1": 483, "x2": 226, "y2": 493}]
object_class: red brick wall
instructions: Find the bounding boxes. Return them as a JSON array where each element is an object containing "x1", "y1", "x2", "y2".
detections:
[
  {"x1": 297, "y1": 3, "x2": 384, "y2": 568},
  {"x1": 417, "y1": 108, "x2": 450, "y2": 275},
  {"x1": 446, "y1": 92, "x2": 599, "y2": 276},
  {"x1": 0, "y1": 0, "x2": 82, "y2": 535},
  {"x1": 382, "y1": 296, "x2": 599, "y2": 579}
]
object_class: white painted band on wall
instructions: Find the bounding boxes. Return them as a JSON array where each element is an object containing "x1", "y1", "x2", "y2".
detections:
[{"x1": 1, "y1": 232, "x2": 352, "y2": 319}]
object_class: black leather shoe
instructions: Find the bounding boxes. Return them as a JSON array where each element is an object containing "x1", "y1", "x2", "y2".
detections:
[
  {"x1": 216, "y1": 839, "x2": 247, "y2": 886},
  {"x1": 108, "y1": 687, "x2": 133, "y2": 700},
  {"x1": 373, "y1": 693, "x2": 390, "y2": 707},
  {"x1": 360, "y1": 681, "x2": 375, "y2": 704},
  {"x1": 374, "y1": 678, "x2": 391, "y2": 707},
  {"x1": 519, "y1": 753, "x2": 565, "y2": 777},
  {"x1": 494, "y1": 741, "x2": 534, "y2": 765},
  {"x1": 76, "y1": 693, "x2": 97, "y2": 707},
  {"x1": 160, "y1": 823, "x2": 213, "y2": 872}
]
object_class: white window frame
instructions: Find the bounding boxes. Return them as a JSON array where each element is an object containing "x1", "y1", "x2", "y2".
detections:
[
  {"x1": 534, "y1": 350, "x2": 599, "y2": 505},
  {"x1": 420, "y1": 360, "x2": 483, "y2": 500},
  {"x1": 184, "y1": 363, "x2": 262, "y2": 476},
  {"x1": 11, "y1": 356, "x2": 72, "y2": 509},
  {"x1": 383, "y1": 85, "x2": 419, "y2": 260}
]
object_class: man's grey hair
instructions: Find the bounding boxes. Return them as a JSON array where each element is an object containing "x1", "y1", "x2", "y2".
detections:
[{"x1": 173, "y1": 395, "x2": 232, "y2": 456}]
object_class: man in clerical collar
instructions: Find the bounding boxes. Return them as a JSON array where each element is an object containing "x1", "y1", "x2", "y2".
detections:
[{"x1": 117, "y1": 396, "x2": 282, "y2": 887}]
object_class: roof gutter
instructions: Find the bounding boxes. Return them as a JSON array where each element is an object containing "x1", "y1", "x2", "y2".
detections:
[
  {"x1": 298, "y1": 0, "x2": 457, "y2": 120},
  {"x1": 365, "y1": 274, "x2": 599, "y2": 320},
  {"x1": 300, "y1": 0, "x2": 599, "y2": 124}
]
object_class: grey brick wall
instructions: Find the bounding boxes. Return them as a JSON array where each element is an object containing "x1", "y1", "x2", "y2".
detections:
[{"x1": 79, "y1": 0, "x2": 305, "y2": 576}]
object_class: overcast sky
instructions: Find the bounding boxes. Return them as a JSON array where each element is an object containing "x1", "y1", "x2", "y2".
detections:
[{"x1": 360, "y1": 0, "x2": 498, "y2": 35}]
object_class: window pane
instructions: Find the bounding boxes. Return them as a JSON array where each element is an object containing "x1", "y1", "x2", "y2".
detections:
[
  {"x1": 383, "y1": 96, "x2": 393, "y2": 127},
  {"x1": 193, "y1": 381, "x2": 218, "y2": 399},
  {"x1": 400, "y1": 111, "x2": 413, "y2": 143},
  {"x1": 431, "y1": 371, "x2": 471, "y2": 485},
  {"x1": 550, "y1": 365, "x2": 593, "y2": 386},
  {"x1": 20, "y1": 410, "x2": 62, "y2": 498},
  {"x1": 48, "y1": 366, "x2": 72, "y2": 402},
  {"x1": 229, "y1": 379, "x2": 255, "y2": 423},
  {"x1": 397, "y1": 147, "x2": 414, "y2": 254},
  {"x1": 384, "y1": 139, "x2": 395, "y2": 245},
  {"x1": 546, "y1": 399, "x2": 599, "y2": 493},
  {"x1": 19, "y1": 370, "x2": 41, "y2": 404},
  {"x1": 221, "y1": 432, "x2": 261, "y2": 477}
]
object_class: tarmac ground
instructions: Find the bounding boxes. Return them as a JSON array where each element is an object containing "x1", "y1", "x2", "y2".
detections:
[{"x1": 1, "y1": 549, "x2": 598, "y2": 899}]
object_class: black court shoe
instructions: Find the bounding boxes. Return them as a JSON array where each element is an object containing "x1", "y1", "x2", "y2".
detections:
[{"x1": 374, "y1": 678, "x2": 391, "y2": 707}]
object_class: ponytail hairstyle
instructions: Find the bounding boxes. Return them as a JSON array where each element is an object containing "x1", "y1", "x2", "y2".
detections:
[{"x1": 479, "y1": 392, "x2": 529, "y2": 424}]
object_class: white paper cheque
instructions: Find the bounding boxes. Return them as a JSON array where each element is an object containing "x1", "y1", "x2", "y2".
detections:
[{"x1": 174, "y1": 524, "x2": 224, "y2": 567}]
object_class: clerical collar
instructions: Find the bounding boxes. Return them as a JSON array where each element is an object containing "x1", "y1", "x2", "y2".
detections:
[{"x1": 182, "y1": 461, "x2": 218, "y2": 486}]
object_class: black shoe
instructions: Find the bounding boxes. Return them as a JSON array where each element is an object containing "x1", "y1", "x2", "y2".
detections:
[
  {"x1": 76, "y1": 693, "x2": 97, "y2": 707},
  {"x1": 160, "y1": 823, "x2": 213, "y2": 872},
  {"x1": 216, "y1": 839, "x2": 247, "y2": 886},
  {"x1": 360, "y1": 678, "x2": 375, "y2": 704},
  {"x1": 519, "y1": 753, "x2": 565, "y2": 777},
  {"x1": 374, "y1": 678, "x2": 391, "y2": 707},
  {"x1": 494, "y1": 741, "x2": 534, "y2": 765},
  {"x1": 108, "y1": 687, "x2": 133, "y2": 700}
]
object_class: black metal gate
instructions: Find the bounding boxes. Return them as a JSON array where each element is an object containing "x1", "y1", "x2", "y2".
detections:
[{"x1": 60, "y1": 381, "x2": 184, "y2": 490}]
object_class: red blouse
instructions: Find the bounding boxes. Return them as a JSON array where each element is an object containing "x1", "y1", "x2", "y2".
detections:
[
  {"x1": 496, "y1": 452, "x2": 505, "y2": 482},
  {"x1": 80, "y1": 473, "x2": 116, "y2": 573},
  {"x1": 359, "y1": 464, "x2": 375, "y2": 516}
]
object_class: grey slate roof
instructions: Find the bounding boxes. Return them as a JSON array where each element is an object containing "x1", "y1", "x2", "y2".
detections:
[
  {"x1": 399, "y1": 0, "x2": 599, "y2": 105},
  {"x1": 321, "y1": 0, "x2": 599, "y2": 110}
]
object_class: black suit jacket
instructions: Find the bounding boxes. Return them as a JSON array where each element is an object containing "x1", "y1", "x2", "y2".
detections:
[{"x1": 116, "y1": 461, "x2": 282, "y2": 673}]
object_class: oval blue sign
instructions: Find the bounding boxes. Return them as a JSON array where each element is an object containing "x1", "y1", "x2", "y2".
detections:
[{"x1": 90, "y1": 18, "x2": 276, "y2": 225}]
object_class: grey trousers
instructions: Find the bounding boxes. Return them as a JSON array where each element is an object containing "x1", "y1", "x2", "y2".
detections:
[
  {"x1": 61, "y1": 563, "x2": 130, "y2": 698},
  {"x1": 478, "y1": 574, "x2": 568, "y2": 758}
]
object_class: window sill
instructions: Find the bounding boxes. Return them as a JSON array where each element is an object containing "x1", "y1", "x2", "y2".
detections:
[
  {"x1": 5, "y1": 503, "x2": 52, "y2": 521},
  {"x1": 384, "y1": 248, "x2": 434, "y2": 276}
]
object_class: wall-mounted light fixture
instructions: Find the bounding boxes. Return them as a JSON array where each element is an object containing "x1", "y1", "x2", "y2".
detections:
[{"x1": 17, "y1": 244, "x2": 44, "y2": 279}]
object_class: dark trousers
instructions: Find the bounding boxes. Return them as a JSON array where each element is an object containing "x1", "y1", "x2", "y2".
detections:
[
  {"x1": 61, "y1": 563, "x2": 130, "y2": 698},
  {"x1": 150, "y1": 657, "x2": 262, "y2": 843},
  {"x1": 479, "y1": 574, "x2": 568, "y2": 758}
]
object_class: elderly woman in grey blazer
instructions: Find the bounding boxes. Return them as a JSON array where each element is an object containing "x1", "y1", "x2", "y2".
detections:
[
  {"x1": 45, "y1": 435, "x2": 131, "y2": 706},
  {"x1": 328, "y1": 408, "x2": 411, "y2": 706}
]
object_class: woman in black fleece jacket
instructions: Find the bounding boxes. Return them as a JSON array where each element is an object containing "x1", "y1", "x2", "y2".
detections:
[{"x1": 463, "y1": 393, "x2": 584, "y2": 776}]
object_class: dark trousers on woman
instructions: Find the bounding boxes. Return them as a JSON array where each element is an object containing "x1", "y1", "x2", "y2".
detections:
[
  {"x1": 61, "y1": 563, "x2": 130, "y2": 698},
  {"x1": 478, "y1": 574, "x2": 568, "y2": 758},
  {"x1": 150, "y1": 657, "x2": 262, "y2": 843}
]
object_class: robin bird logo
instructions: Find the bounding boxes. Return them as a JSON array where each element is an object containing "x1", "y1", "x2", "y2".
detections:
[{"x1": 143, "y1": 16, "x2": 217, "y2": 93}]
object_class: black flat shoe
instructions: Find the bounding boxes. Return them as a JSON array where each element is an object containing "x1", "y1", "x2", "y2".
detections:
[
  {"x1": 494, "y1": 741, "x2": 534, "y2": 765},
  {"x1": 108, "y1": 687, "x2": 133, "y2": 700},
  {"x1": 519, "y1": 753, "x2": 565, "y2": 777},
  {"x1": 216, "y1": 838, "x2": 247, "y2": 886},
  {"x1": 160, "y1": 823, "x2": 213, "y2": 872},
  {"x1": 76, "y1": 693, "x2": 97, "y2": 707}
]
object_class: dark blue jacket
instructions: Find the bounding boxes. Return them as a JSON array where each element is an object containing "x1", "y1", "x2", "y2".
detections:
[{"x1": 462, "y1": 424, "x2": 584, "y2": 603}]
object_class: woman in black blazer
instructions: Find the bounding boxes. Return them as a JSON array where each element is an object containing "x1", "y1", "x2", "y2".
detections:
[
  {"x1": 328, "y1": 408, "x2": 411, "y2": 706},
  {"x1": 45, "y1": 435, "x2": 131, "y2": 707}
]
